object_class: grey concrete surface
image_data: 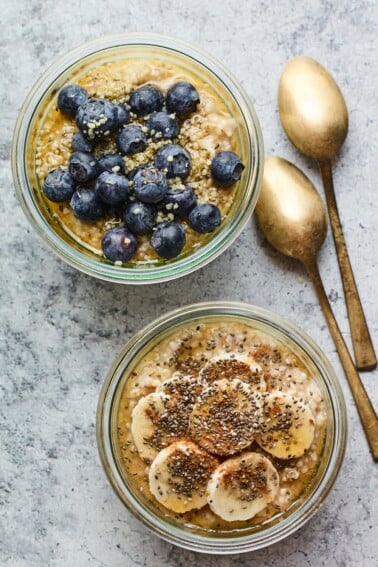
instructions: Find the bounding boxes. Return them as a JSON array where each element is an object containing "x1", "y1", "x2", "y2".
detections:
[{"x1": 1, "y1": 0, "x2": 377, "y2": 565}]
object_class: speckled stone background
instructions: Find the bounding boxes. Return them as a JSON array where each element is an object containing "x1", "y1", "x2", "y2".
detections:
[{"x1": 1, "y1": 0, "x2": 377, "y2": 565}]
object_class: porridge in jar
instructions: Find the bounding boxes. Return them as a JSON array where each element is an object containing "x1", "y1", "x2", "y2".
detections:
[
  {"x1": 116, "y1": 320, "x2": 327, "y2": 530},
  {"x1": 34, "y1": 57, "x2": 245, "y2": 265}
]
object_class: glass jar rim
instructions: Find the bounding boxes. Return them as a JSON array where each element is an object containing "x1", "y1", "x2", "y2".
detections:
[
  {"x1": 12, "y1": 33, "x2": 264, "y2": 284},
  {"x1": 97, "y1": 301, "x2": 347, "y2": 554}
]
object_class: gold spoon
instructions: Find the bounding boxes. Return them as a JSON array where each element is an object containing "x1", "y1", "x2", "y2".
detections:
[
  {"x1": 278, "y1": 55, "x2": 376, "y2": 371},
  {"x1": 256, "y1": 156, "x2": 378, "y2": 461}
]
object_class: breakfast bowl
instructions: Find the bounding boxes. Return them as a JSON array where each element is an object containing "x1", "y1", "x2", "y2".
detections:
[
  {"x1": 12, "y1": 34, "x2": 263, "y2": 284},
  {"x1": 97, "y1": 301, "x2": 347, "y2": 553}
]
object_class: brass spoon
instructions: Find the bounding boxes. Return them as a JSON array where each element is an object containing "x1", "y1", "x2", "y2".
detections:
[
  {"x1": 256, "y1": 156, "x2": 378, "y2": 461},
  {"x1": 278, "y1": 55, "x2": 376, "y2": 371}
]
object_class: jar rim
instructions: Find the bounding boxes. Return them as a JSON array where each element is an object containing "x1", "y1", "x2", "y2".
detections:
[
  {"x1": 12, "y1": 33, "x2": 264, "y2": 284},
  {"x1": 96, "y1": 301, "x2": 347, "y2": 554}
]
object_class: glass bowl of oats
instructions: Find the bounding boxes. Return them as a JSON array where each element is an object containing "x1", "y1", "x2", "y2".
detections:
[
  {"x1": 97, "y1": 301, "x2": 347, "y2": 553},
  {"x1": 12, "y1": 34, "x2": 263, "y2": 283}
]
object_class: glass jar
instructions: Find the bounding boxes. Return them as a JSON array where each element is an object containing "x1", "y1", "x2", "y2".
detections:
[
  {"x1": 12, "y1": 34, "x2": 263, "y2": 284},
  {"x1": 97, "y1": 301, "x2": 347, "y2": 554}
]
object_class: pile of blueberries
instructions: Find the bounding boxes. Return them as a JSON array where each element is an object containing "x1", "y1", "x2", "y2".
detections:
[{"x1": 43, "y1": 80, "x2": 245, "y2": 262}]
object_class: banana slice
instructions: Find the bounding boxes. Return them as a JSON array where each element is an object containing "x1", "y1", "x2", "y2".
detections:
[
  {"x1": 255, "y1": 392, "x2": 315, "y2": 459},
  {"x1": 131, "y1": 392, "x2": 172, "y2": 462},
  {"x1": 189, "y1": 378, "x2": 262, "y2": 456},
  {"x1": 157, "y1": 374, "x2": 204, "y2": 404},
  {"x1": 131, "y1": 375, "x2": 204, "y2": 462},
  {"x1": 207, "y1": 452, "x2": 279, "y2": 521},
  {"x1": 200, "y1": 354, "x2": 266, "y2": 392},
  {"x1": 149, "y1": 440, "x2": 218, "y2": 513}
]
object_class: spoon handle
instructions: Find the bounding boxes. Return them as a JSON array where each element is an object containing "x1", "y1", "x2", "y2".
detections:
[
  {"x1": 319, "y1": 159, "x2": 377, "y2": 371},
  {"x1": 306, "y1": 259, "x2": 378, "y2": 461}
]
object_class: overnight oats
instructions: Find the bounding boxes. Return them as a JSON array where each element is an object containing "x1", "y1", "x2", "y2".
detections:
[
  {"x1": 14, "y1": 36, "x2": 263, "y2": 282},
  {"x1": 34, "y1": 57, "x2": 245, "y2": 265},
  {"x1": 116, "y1": 319, "x2": 328, "y2": 531}
]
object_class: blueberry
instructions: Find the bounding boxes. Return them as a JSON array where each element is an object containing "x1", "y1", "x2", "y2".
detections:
[
  {"x1": 98, "y1": 153, "x2": 125, "y2": 174},
  {"x1": 127, "y1": 163, "x2": 151, "y2": 182},
  {"x1": 211, "y1": 151, "x2": 245, "y2": 187},
  {"x1": 162, "y1": 185, "x2": 197, "y2": 217},
  {"x1": 71, "y1": 132, "x2": 94, "y2": 153},
  {"x1": 129, "y1": 85, "x2": 164, "y2": 116},
  {"x1": 68, "y1": 152, "x2": 100, "y2": 184},
  {"x1": 147, "y1": 111, "x2": 179, "y2": 140},
  {"x1": 102, "y1": 227, "x2": 137, "y2": 262},
  {"x1": 166, "y1": 81, "x2": 199, "y2": 117},
  {"x1": 57, "y1": 84, "x2": 88, "y2": 116},
  {"x1": 70, "y1": 189, "x2": 104, "y2": 221},
  {"x1": 188, "y1": 203, "x2": 222, "y2": 233},
  {"x1": 43, "y1": 168, "x2": 76, "y2": 202},
  {"x1": 154, "y1": 144, "x2": 191, "y2": 179},
  {"x1": 76, "y1": 98, "x2": 119, "y2": 139},
  {"x1": 95, "y1": 171, "x2": 129, "y2": 205},
  {"x1": 133, "y1": 167, "x2": 168, "y2": 204},
  {"x1": 114, "y1": 104, "x2": 129, "y2": 128},
  {"x1": 117, "y1": 125, "x2": 147, "y2": 155},
  {"x1": 151, "y1": 222, "x2": 186, "y2": 259},
  {"x1": 124, "y1": 201, "x2": 156, "y2": 234}
]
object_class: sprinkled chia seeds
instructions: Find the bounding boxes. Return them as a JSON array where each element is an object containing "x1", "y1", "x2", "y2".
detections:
[{"x1": 166, "y1": 445, "x2": 217, "y2": 498}]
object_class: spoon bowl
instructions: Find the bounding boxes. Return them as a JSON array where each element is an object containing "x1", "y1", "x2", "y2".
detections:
[
  {"x1": 278, "y1": 56, "x2": 348, "y2": 160},
  {"x1": 256, "y1": 156, "x2": 327, "y2": 262}
]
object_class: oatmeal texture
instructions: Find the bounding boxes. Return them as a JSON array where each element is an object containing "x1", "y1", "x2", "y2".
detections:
[
  {"x1": 34, "y1": 58, "x2": 241, "y2": 263},
  {"x1": 117, "y1": 320, "x2": 327, "y2": 531}
]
